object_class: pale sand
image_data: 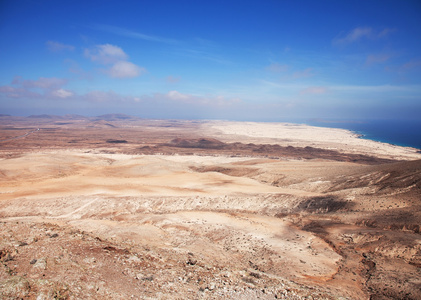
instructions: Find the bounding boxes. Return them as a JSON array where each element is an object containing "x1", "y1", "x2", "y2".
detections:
[
  {"x1": 0, "y1": 151, "x2": 320, "y2": 200},
  {"x1": 0, "y1": 150, "x2": 346, "y2": 291},
  {"x1": 206, "y1": 121, "x2": 421, "y2": 160},
  {"x1": 1, "y1": 147, "x2": 419, "y2": 298}
]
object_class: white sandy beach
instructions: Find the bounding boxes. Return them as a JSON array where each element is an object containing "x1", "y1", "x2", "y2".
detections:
[{"x1": 206, "y1": 121, "x2": 421, "y2": 160}]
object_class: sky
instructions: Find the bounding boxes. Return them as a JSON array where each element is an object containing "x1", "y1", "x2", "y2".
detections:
[{"x1": 1, "y1": 0, "x2": 421, "y2": 121}]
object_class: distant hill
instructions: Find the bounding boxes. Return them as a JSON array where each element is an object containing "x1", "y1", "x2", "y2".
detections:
[
  {"x1": 95, "y1": 114, "x2": 138, "y2": 121},
  {"x1": 86, "y1": 120, "x2": 118, "y2": 128},
  {"x1": 27, "y1": 114, "x2": 61, "y2": 119},
  {"x1": 63, "y1": 114, "x2": 88, "y2": 120},
  {"x1": 169, "y1": 138, "x2": 226, "y2": 149},
  {"x1": 21, "y1": 113, "x2": 139, "y2": 121}
]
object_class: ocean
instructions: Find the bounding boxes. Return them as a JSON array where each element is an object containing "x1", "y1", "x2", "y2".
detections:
[{"x1": 305, "y1": 119, "x2": 421, "y2": 150}]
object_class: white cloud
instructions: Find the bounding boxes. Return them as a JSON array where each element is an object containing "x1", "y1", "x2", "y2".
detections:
[
  {"x1": 0, "y1": 85, "x2": 40, "y2": 98},
  {"x1": 106, "y1": 61, "x2": 146, "y2": 78},
  {"x1": 85, "y1": 44, "x2": 145, "y2": 79},
  {"x1": 46, "y1": 41, "x2": 75, "y2": 52},
  {"x1": 51, "y1": 89, "x2": 73, "y2": 98},
  {"x1": 0, "y1": 86, "x2": 15, "y2": 93},
  {"x1": 1, "y1": 75, "x2": 243, "y2": 109},
  {"x1": 166, "y1": 90, "x2": 190, "y2": 101},
  {"x1": 0, "y1": 76, "x2": 73, "y2": 99},
  {"x1": 84, "y1": 44, "x2": 128, "y2": 64}
]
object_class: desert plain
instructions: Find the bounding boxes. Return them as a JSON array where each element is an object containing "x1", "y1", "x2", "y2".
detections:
[{"x1": 0, "y1": 114, "x2": 420, "y2": 299}]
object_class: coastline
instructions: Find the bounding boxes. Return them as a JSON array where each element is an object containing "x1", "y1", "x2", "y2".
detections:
[
  {"x1": 205, "y1": 120, "x2": 421, "y2": 161},
  {"x1": 305, "y1": 119, "x2": 421, "y2": 150}
]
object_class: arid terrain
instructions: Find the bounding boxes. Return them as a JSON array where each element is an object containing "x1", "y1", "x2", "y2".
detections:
[{"x1": 0, "y1": 114, "x2": 420, "y2": 299}]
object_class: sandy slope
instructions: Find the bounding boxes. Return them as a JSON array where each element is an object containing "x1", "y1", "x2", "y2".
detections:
[
  {"x1": 0, "y1": 151, "x2": 355, "y2": 298},
  {"x1": 0, "y1": 152, "x2": 320, "y2": 200}
]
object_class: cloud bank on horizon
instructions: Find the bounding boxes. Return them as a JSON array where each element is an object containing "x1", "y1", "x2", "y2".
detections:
[{"x1": 0, "y1": 0, "x2": 420, "y2": 121}]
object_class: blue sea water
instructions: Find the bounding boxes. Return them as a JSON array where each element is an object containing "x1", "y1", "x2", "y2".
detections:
[{"x1": 305, "y1": 119, "x2": 421, "y2": 150}]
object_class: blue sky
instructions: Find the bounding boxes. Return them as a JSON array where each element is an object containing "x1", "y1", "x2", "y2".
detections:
[{"x1": 1, "y1": 0, "x2": 421, "y2": 121}]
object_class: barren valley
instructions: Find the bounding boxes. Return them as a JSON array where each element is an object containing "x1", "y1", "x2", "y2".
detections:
[{"x1": 1, "y1": 115, "x2": 420, "y2": 299}]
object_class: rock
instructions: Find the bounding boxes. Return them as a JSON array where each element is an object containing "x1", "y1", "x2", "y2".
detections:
[
  {"x1": 142, "y1": 276, "x2": 154, "y2": 281},
  {"x1": 187, "y1": 252, "x2": 197, "y2": 265},
  {"x1": 36, "y1": 293, "x2": 47, "y2": 300},
  {"x1": 187, "y1": 257, "x2": 197, "y2": 265},
  {"x1": 33, "y1": 258, "x2": 47, "y2": 270},
  {"x1": 0, "y1": 276, "x2": 31, "y2": 298},
  {"x1": 3, "y1": 252, "x2": 14, "y2": 262}
]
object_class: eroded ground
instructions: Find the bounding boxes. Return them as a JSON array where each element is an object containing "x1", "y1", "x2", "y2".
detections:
[{"x1": 0, "y1": 115, "x2": 420, "y2": 299}]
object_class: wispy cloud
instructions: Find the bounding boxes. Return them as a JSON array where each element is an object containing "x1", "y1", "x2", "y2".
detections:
[
  {"x1": 266, "y1": 63, "x2": 289, "y2": 73},
  {"x1": 332, "y1": 84, "x2": 418, "y2": 93},
  {"x1": 12, "y1": 76, "x2": 67, "y2": 89},
  {"x1": 300, "y1": 86, "x2": 328, "y2": 95},
  {"x1": 366, "y1": 53, "x2": 392, "y2": 65},
  {"x1": 46, "y1": 41, "x2": 75, "y2": 52},
  {"x1": 179, "y1": 48, "x2": 231, "y2": 64},
  {"x1": 92, "y1": 24, "x2": 178, "y2": 44},
  {"x1": 65, "y1": 59, "x2": 93, "y2": 80},
  {"x1": 0, "y1": 85, "x2": 40, "y2": 99},
  {"x1": 81, "y1": 90, "x2": 136, "y2": 103},
  {"x1": 333, "y1": 27, "x2": 373, "y2": 45},
  {"x1": 378, "y1": 28, "x2": 397, "y2": 38},
  {"x1": 0, "y1": 75, "x2": 241, "y2": 108},
  {"x1": 0, "y1": 76, "x2": 73, "y2": 99},
  {"x1": 166, "y1": 76, "x2": 181, "y2": 83},
  {"x1": 84, "y1": 44, "x2": 145, "y2": 78},
  {"x1": 400, "y1": 59, "x2": 421, "y2": 71},
  {"x1": 333, "y1": 27, "x2": 396, "y2": 45},
  {"x1": 292, "y1": 68, "x2": 314, "y2": 79},
  {"x1": 73, "y1": 89, "x2": 241, "y2": 107},
  {"x1": 164, "y1": 90, "x2": 241, "y2": 106}
]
